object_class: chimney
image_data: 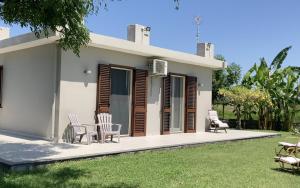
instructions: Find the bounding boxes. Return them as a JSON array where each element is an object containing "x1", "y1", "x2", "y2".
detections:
[
  {"x1": 0, "y1": 27, "x2": 10, "y2": 40},
  {"x1": 127, "y1": 24, "x2": 150, "y2": 45},
  {"x1": 197, "y1": 42, "x2": 214, "y2": 58}
]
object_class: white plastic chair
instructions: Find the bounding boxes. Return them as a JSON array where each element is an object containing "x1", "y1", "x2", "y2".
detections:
[
  {"x1": 208, "y1": 110, "x2": 229, "y2": 133},
  {"x1": 97, "y1": 113, "x2": 122, "y2": 143},
  {"x1": 68, "y1": 113, "x2": 98, "y2": 144}
]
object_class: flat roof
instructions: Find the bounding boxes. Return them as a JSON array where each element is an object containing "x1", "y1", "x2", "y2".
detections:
[{"x1": 0, "y1": 31, "x2": 225, "y2": 69}]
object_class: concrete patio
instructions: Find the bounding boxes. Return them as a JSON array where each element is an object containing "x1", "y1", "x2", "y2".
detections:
[{"x1": 0, "y1": 129, "x2": 279, "y2": 169}]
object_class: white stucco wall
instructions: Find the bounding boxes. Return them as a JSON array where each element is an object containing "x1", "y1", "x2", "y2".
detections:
[
  {"x1": 58, "y1": 46, "x2": 212, "y2": 139},
  {"x1": 0, "y1": 43, "x2": 212, "y2": 140},
  {"x1": 0, "y1": 45, "x2": 57, "y2": 139},
  {"x1": 167, "y1": 62, "x2": 213, "y2": 132},
  {"x1": 57, "y1": 47, "x2": 148, "y2": 139}
]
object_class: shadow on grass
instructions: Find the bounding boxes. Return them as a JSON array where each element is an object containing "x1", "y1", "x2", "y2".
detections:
[
  {"x1": 272, "y1": 167, "x2": 300, "y2": 176},
  {"x1": 0, "y1": 165, "x2": 140, "y2": 188}
]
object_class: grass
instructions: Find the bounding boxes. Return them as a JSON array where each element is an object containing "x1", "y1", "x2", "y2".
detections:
[
  {"x1": 1, "y1": 132, "x2": 300, "y2": 187},
  {"x1": 213, "y1": 104, "x2": 300, "y2": 123},
  {"x1": 213, "y1": 104, "x2": 237, "y2": 120}
]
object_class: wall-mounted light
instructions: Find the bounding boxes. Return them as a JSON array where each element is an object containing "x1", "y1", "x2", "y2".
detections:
[
  {"x1": 84, "y1": 69, "x2": 92, "y2": 75},
  {"x1": 198, "y1": 83, "x2": 204, "y2": 87}
]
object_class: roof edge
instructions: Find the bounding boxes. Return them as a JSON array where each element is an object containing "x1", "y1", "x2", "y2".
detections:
[{"x1": 0, "y1": 31, "x2": 224, "y2": 69}]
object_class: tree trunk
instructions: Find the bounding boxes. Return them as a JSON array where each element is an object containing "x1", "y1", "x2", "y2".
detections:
[
  {"x1": 236, "y1": 106, "x2": 242, "y2": 129},
  {"x1": 258, "y1": 108, "x2": 262, "y2": 129},
  {"x1": 243, "y1": 115, "x2": 247, "y2": 129},
  {"x1": 237, "y1": 117, "x2": 242, "y2": 129},
  {"x1": 222, "y1": 103, "x2": 225, "y2": 119}
]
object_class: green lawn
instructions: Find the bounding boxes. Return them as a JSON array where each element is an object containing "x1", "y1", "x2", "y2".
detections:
[
  {"x1": 213, "y1": 104, "x2": 300, "y2": 123},
  {"x1": 1, "y1": 132, "x2": 300, "y2": 188},
  {"x1": 213, "y1": 104, "x2": 237, "y2": 120}
]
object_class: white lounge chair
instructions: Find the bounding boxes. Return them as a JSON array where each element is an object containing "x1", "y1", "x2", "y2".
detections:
[
  {"x1": 208, "y1": 110, "x2": 229, "y2": 133},
  {"x1": 68, "y1": 113, "x2": 98, "y2": 145},
  {"x1": 97, "y1": 113, "x2": 122, "y2": 143},
  {"x1": 275, "y1": 156, "x2": 300, "y2": 170},
  {"x1": 274, "y1": 140, "x2": 300, "y2": 171},
  {"x1": 276, "y1": 141, "x2": 300, "y2": 157}
]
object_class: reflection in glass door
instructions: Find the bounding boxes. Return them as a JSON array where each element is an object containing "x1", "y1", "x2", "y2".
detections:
[
  {"x1": 170, "y1": 75, "x2": 185, "y2": 133},
  {"x1": 110, "y1": 68, "x2": 132, "y2": 135}
]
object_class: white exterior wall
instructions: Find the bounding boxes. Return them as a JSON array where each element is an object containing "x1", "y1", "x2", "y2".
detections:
[
  {"x1": 168, "y1": 62, "x2": 212, "y2": 132},
  {"x1": 57, "y1": 46, "x2": 212, "y2": 139},
  {"x1": 0, "y1": 44, "x2": 212, "y2": 140},
  {"x1": 0, "y1": 45, "x2": 57, "y2": 139},
  {"x1": 57, "y1": 47, "x2": 148, "y2": 139}
]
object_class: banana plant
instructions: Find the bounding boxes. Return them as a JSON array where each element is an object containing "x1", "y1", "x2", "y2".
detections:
[{"x1": 242, "y1": 46, "x2": 300, "y2": 130}]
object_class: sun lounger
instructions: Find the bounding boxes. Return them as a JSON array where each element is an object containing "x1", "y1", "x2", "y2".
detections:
[{"x1": 208, "y1": 110, "x2": 229, "y2": 133}]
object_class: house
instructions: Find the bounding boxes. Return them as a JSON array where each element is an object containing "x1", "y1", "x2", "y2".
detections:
[{"x1": 0, "y1": 25, "x2": 225, "y2": 142}]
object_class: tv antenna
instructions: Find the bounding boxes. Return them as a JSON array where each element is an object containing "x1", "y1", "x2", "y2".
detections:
[{"x1": 194, "y1": 16, "x2": 202, "y2": 43}]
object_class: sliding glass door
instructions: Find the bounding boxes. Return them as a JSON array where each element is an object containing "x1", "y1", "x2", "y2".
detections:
[
  {"x1": 110, "y1": 68, "x2": 132, "y2": 135},
  {"x1": 170, "y1": 75, "x2": 185, "y2": 133}
]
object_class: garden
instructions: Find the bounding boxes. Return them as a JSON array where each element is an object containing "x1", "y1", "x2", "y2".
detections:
[{"x1": 213, "y1": 47, "x2": 300, "y2": 132}]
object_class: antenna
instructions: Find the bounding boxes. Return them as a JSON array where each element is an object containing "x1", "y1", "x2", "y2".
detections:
[{"x1": 194, "y1": 16, "x2": 202, "y2": 43}]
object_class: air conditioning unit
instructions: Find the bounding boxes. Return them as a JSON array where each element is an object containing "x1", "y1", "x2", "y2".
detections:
[{"x1": 148, "y1": 59, "x2": 168, "y2": 76}]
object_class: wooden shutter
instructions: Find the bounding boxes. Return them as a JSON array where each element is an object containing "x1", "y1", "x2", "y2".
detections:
[
  {"x1": 161, "y1": 75, "x2": 171, "y2": 134},
  {"x1": 132, "y1": 69, "x2": 148, "y2": 136},
  {"x1": 185, "y1": 76, "x2": 197, "y2": 133},
  {"x1": 96, "y1": 64, "x2": 111, "y2": 114}
]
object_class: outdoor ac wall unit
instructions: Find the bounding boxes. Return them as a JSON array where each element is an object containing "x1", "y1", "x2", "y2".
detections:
[{"x1": 148, "y1": 59, "x2": 168, "y2": 76}]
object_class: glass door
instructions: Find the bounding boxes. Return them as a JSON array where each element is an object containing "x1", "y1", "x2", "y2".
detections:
[
  {"x1": 170, "y1": 75, "x2": 185, "y2": 133},
  {"x1": 110, "y1": 68, "x2": 132, "y2": 135}
]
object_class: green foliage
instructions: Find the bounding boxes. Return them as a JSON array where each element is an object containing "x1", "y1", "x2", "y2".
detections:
[
  {"x1": 0, "y1": 0, "x2": 97, "y2": 56},
  {"x1": 242, "y1": 46, "x2": 300, "y2": 130},
  {"x1": 0, "y1": 1, "x2": 180, "y2": 56},
  {"x1": 174, "y1": 0, "x2": 180, "y2": 9},
  {"x1": 212, "y1": 55, "x2": 242, "y2": 104},
  {"x1": 226, "y1": 62, "x2": 242, "y2": 86},
  {"x1": 219, "y1": 86, "x2": 272, "y2": 129}
]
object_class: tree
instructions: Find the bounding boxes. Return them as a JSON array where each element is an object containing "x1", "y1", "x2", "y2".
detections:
[
  {"x1": 242, "y1": 46, "x2": 300, "y2": 130},
  {"x1": 213, "y1": 55, "x2": 241, "y2": 118},
  {"x1": 0, "y1": 0, "x2": 96, "y2": 56},
  {"x1": 212, "y1": 55, "x2": 226, "y2": 104},
  {"x1": 219, "y1": 86, "x2": 272, "y2": 129},
  {"x1": 0, "y1": 0, "x2": 180, "y2": 55},
  {"x1": 213, "y1": 56, "x2": 241, "y2": 103},
  {"x1": 225, "y1": 62, "x2": 241, "y2": 87}
]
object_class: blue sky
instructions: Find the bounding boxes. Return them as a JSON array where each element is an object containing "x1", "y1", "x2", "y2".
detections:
[{"x1": 0, "y1": 0, "x2": 299, "y2": 74}]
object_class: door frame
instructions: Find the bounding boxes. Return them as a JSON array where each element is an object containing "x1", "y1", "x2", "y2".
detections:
[
  {"x1": 170, "y1": 74, "x2": 185, "y2": 133},
  {"x1": 110, "y1": 65, "x2": 133, "y2": 136}
]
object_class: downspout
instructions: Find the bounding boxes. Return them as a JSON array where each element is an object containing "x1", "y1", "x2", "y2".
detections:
[{"x1": 52, "y1": 45, "x2": 62, "y2": 142}]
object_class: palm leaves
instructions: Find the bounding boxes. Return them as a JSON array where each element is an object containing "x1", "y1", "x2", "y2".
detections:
[
  {"x1": 242, "y1": 46, "x2": 300, "y2": 130},
  {"x1": 270, "y1": 46, "x2": 292, "y2": 72}
]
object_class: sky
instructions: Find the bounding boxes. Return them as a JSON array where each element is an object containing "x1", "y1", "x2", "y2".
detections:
[{"x1": 0, "y1": 0, "x2": 299, "y2": 75}]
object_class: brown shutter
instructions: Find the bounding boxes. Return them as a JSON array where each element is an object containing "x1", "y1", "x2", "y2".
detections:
[
  {"x1": 185, "y1": 76, "x2": 197, "y2": 133},
  {"x1": 161, "y1": 75, "x2": 171, "y2": 134},
  {"x1": 96, "y1": 64, "x2": 111, "y2": 114},
  {"x1": 132, "y1": 69, "x2": 148, "y2": 136}
]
